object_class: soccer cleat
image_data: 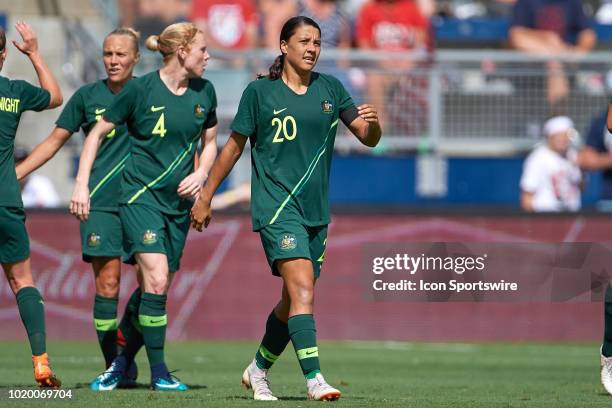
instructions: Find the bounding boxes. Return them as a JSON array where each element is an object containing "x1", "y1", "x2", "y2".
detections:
[
  {"x1": 32, "y1": 353, "x2": 61, "y2": 388},
  {"x1": 118, "y1": 361, "x2": 138, "y2": 388},
  {"x1": 151, "y1": 374, "x2": 188, "y2": 391},
  {"x1": 601, "y1": 353, "x2": 612, "y2": 395},
  {"x1": 241, "y1": 359, "x2": 278, "y2": 401},
  {"x1": 306, "y1": 373, "x2": 341, "y2": 401},
  {"x1": 89, "y1": 359, "x2": 125, "y2": 391}
]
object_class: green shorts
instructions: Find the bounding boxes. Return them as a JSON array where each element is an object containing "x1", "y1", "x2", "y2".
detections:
[
  {"x1": 259, "y1": 219, "x2": 328, "y2": 278},
  {"x1": 119, "y1": 204, "x2": 190, "y2": 273},
  {"x1": 0, "y1": 206, "x2": 29, "y2": 264},
  {"x1": 80, "y1": 210, "x2": 123, "y2": 262}
]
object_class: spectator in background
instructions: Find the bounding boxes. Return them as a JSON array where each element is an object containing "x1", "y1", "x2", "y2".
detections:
[
  {"x1": 259, "y1": 0, "x2": 297, "y2": 49},
  {"x1": 356, "y1": 0, "x2": 429, "y2": 131},
  {"x1": 13, "y1": 147, "x2": 60, "y2": 208},
  {"x1": 520, "y1": 116, "x2": 582, "y2": 212},
  {"x1": 579, "y1": 107, "x2": 612, "y2": 206},
  {"x1": 118, "y1": 0, "x2": 190, "y2": 41},
  {"x1": 190, "y1": 0, "x2": 258, "y2": 50},
  {"x1": 294, "y1": 0, "x2": 350, "y2": 48},
  {"x1": 509, "y1": 0, "x2": 597, "y2": 113}
]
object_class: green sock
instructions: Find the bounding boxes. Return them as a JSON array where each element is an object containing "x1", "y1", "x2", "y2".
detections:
[
  {"x1": 288, "y1": 314, "x2": 320, "y2": 379},
  {"x1": 93, "y1": 294, "x2": 118, "y2": 367},
  {"x1": 604, "y1": 284, "x2": 612, "y2": 357},
  {"x1": 118, "y1": 288, "x2": 144, "y2": 362},
  {"x1": 139, "y1": 293, "x2": 167, "y2": 367},
  {"x1": 16, "y1": 287, "x2": 46, "y2": 356},
  {"x1": 255, "y1": 309, "x2": 290, "y2": 369}
]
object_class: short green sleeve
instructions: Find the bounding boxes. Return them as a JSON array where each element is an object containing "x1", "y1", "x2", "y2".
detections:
[
  {"x1": 204, "y1": 81, "x2": 218, "y2": 128},
  {"x1": 104, "y1": 79, "x2": 139, "y2": 125},
  {"x1": 16, "y1": 80, "x2": 50, "y2": 112},
  {"x1": 334, "y1": 77, "x2": 355, "y2": 113},
  {"x1": 55, "y1": 89, "x2": 85, "y2": 132},
  {"x1": 230, "y1": 82, "x2": 259, "y2": 138}
]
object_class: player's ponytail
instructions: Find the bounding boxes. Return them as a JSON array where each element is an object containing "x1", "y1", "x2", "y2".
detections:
[
  {"x1": 268, "y1": 55, "x2": 284, "y2": 80},
  {"x1": 268, "y1": 16, "x2": 321, "y2": 80},
  {"x1": 145, "y1": 22, "x2": 200, "y2": 60},
  {"x1": 0, "y1": 27, "x2": 5, "y2": 52}
]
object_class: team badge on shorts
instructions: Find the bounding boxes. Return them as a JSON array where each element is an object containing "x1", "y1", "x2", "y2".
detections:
[
  {"x1": 194, "y1": 104, "x2": 205, "y2": 118},
  {"x1": 279, "y1": 234, "x2": 297, "y2": 251},
  {"x1": 87, "y1": 233, "x2": 101, "y2": 248},
  {"x1": 142, "y1": 230, "x2": 158, "y2": 245},
  {"x1": 321, "y1": 100, "x2": 333, "y2": 113}
]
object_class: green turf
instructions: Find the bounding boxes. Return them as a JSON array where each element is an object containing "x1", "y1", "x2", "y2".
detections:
[{"x1": 0, "y1": 340, "x2": 609, "y2": 407}]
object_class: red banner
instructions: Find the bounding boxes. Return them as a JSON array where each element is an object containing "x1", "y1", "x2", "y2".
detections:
[{"x1": 0, "y1": 213, "x2": 605, "y2": 342}]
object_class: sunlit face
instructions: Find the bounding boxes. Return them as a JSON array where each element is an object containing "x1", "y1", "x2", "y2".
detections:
[
  {"x1": 280, "y1": 25, "x2": 321, "y2": 74},
  {"x1": 103, "y1": 35, "x2": 139, "y2": 84},
  {"x1": 181, "y1": 32, "x2": 209, "y2": 78}
]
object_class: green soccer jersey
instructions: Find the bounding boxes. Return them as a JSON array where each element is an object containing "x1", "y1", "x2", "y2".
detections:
[
  {"x1": 104, "y1": 71, "x2": 217, "y2": 214},
  {"x1": 0, "y1": 76, "x2": 50, "y2": 208},
  {"x1": 231, "y1": 72, "x2": 355, "y2": 231},
  {"x1": 56, "y1": 80, "x2": 132, "y2": 211}
]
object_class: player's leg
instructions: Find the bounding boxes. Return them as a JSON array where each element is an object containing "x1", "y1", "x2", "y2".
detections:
[
  {"x1": 601, "y1": 282, "x2": 612, "y2": 394},
  {"x1": 242, "y1": 284, "x2": 291, "y2": 400},
  {"x1": 0, "y1": 206, "x2": 60, "y2": 387},
  {"x1": 91, "y1": 256, "x2": 121, "y2": 368},
  {"x1": 116, "y1": 265, "x2": 144, "y2": 382},
  {"x1": 3, "y1": 259, "x2": 61, "y2": 387}
]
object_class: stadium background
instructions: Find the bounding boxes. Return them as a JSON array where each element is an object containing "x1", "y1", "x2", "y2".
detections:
[{"x1": 0, "y1": 0, "x2": 610, "y2": 347}]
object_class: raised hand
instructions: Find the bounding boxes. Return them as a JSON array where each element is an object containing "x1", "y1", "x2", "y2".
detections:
[{"x1": 12, "y1": 21, "x2": 39, "y2": 56}]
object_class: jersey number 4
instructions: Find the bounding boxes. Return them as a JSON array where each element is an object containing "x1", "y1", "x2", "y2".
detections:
[
  {"x1": 152, "y1": 113, "x2": 167, "y2": 138},
  {"x1": 272, "y1": 115, "x2": 297, "y2": 143}
]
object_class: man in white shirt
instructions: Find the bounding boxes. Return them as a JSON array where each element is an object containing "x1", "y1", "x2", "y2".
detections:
[
  {"x1": 14, "y1": 146, "x2": 60, "y2": 208},
  {"x1": 520, "y1": 116, "x2": 582, "y2": 212}
]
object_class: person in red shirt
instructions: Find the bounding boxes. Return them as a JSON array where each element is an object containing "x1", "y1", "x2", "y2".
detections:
[
  {"x1": 190, "y1": 0, "x2": 258, "y2": 50},
  {"x1": 356, "y1": 0, "x2": 429, "y2": 131}
]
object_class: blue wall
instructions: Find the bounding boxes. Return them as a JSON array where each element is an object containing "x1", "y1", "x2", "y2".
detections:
[{"x1": 329, "y1": 154, "x2": 602, "y2": 207}]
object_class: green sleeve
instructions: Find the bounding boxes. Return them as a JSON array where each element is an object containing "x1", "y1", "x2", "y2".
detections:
[
  {"x1": 55, "y1": 89, "x2": 85, "y2": 132},
  {"x1": 230, "y1": 83, "x2": 258, "y2": 138},
  {"x1": 103, "y1": 79, "x2": 139, "y2": 125},
  {"x1": 334, "y1": 76, "x2": 355, "y2": 113},
  {"x1": 204, "y1": 81, "x2": 218, "y2": 128},
  {"x1": 16, "y1": 80, "x2": 50, "y2": 112}
]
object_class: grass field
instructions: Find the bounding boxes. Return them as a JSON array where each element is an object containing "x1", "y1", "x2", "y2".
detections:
[{"x1": 0, "y1": 340, "x2": 610, "y2": 407}]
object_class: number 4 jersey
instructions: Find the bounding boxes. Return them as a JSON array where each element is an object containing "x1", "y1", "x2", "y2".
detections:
[
  {"x1": 231, "y1": 73, "x2": 355, "y2": 231},
  {"x1": 104, "y1": 71, "x2": 217, "y2": 214}
]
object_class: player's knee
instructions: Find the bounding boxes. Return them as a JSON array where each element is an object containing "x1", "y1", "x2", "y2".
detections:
[
  {"x1": 144, "y1": 273, "x2": 168, "y2": 294},
  {"x1": 96, "y1": 275, "x2": 120, "y2": 298},
  {"x1": 291, "y1": 284, "x2": 314, "y2": 307}
]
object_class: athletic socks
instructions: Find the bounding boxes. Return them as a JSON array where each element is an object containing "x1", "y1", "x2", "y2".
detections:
[
  {"x1": 604, "y1": 284, "x2": 612, "y2": 357},
  {"x1": 288, "y1": 314, "x2": 321, "y2": 379},
  {"x1": 139, "y1": 293, "x2": 168, "y2": 370},
  {"x1": 254, "y1": 309, "x2": 291, "y2": 369},
  {"x1": 16, "y1": 287, "x2": 46, "y2": 356},
  {"x1": 93, "y1": 294, "x2": 118, "y2": 367},
  {"x1": 118, "y1": 288, "x2": 144, "y2": 363}
]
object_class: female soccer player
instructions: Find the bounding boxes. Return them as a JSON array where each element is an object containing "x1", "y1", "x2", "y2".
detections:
[
  {"x1": 190, "y1": 16, "x2": 381, "y2": 401},
  {"x1": 0, "y1": 21, "x2": 63, "y2": 387},
  {"x1": 16, "y1": 28, "x2": 143, "y2": 385},
  {"x1": 70, "y1": 22, "x2": 218, "y2": 391}
]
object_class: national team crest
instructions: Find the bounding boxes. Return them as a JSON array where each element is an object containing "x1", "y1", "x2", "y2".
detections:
[
  {"x1": 321, "y1": 100, "x2": 333, "y2": 113},
  {"x1": 279, "y1": 234, "x2": 297, "y2": 251},
  {"x1": 194, "y1": 104, "x2": 205, "y2": 118},
  {"x1": 87, "y1": 233, "x2": 101, "y2": 248},
  {"x1": 142, "y1": 230, "x2": 158, "y2": 245}
]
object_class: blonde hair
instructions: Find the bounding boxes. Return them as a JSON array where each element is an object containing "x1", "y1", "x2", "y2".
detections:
[
  {"x1": 106, "y1": 27, "x2": 140, "y2": 53},
  {"x1": 145, "y1": 22, "x2": 200, "y2": 59}
]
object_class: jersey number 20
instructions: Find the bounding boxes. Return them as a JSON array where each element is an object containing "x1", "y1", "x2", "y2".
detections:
[{"x1": 272, "y1": 116, "x2": 297, "y2": 143}]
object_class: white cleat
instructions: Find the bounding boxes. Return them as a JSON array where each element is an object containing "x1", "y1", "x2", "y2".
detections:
[
  {"x1": 602, "y1": 353, "x2": 612, "y2": 395},
  {"x1": 306, "y1": 373, "x2": 341, "y2": 401},
  {"x1": 241, "y1": 359, "x2": 278, "y2": 401}
]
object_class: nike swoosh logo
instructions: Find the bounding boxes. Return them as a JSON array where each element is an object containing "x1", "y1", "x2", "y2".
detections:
[
  {"x1": 150, "y1": 319, "x2": 165, "y2": 324},
  {"x1": 156, "y1": 382, "x2": 181, "y2": 389},
  {"x1": 96, "y1": 381, "x2": 117, "y2": 391},
  {"x1": 95, "y1": 108, "x2": 106, "y2": 114},
  {"x1": 273, "y1": 108, "x2": 287, "y2": 115},
  {"x1": 306, "y1": 350, "x2": 317, "y2": 355},
  {"x1": 95, "y1": 323, "x2": 106, "y2": 329},
  {"x1": 151, "y1": 106, "x2": 165, "y2": 112}
]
